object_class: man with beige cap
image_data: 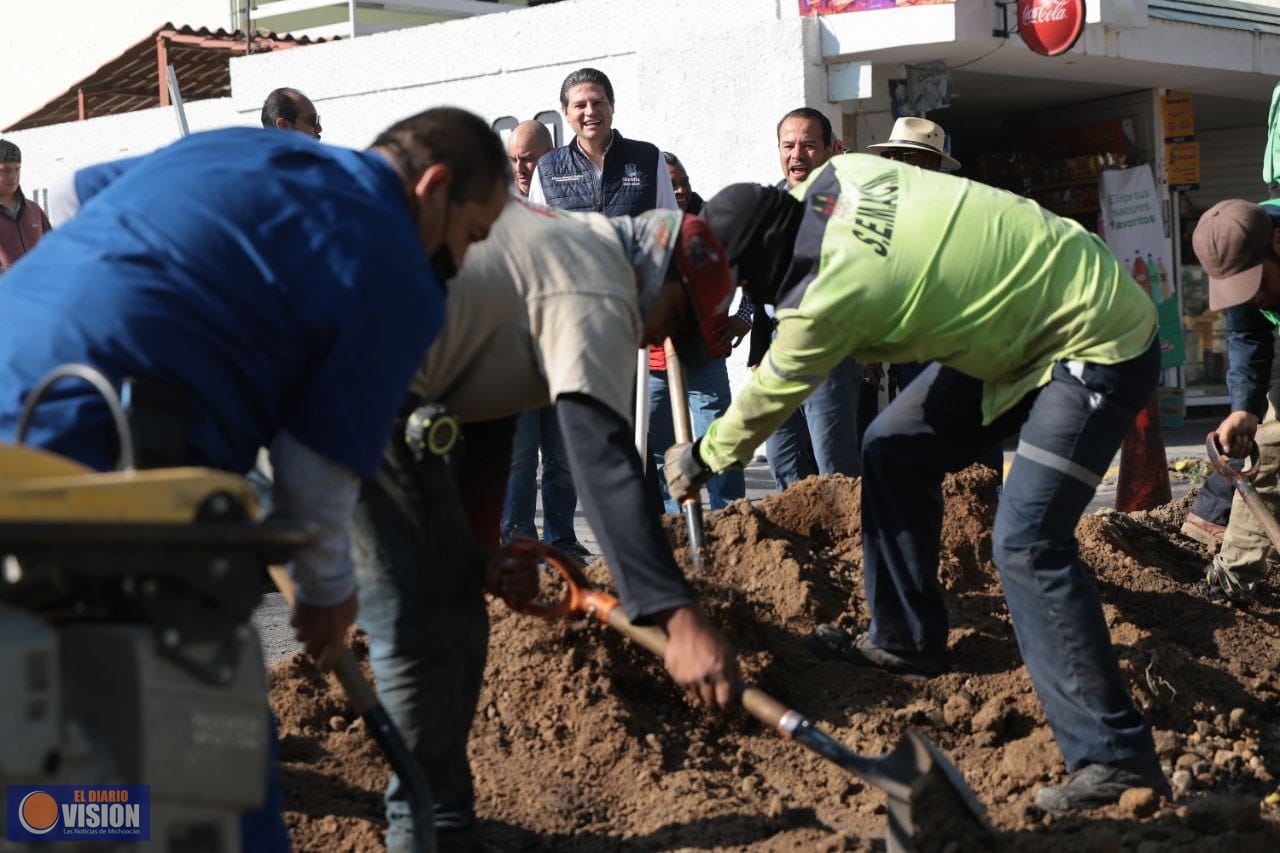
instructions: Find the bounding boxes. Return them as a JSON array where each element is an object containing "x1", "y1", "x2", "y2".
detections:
[
  {"x1": 867, "y1": 116, "x2": 961, "y2": 173},
  {"x1": 1193, "y1": 199, "x2": 1280, "y2": 600}
]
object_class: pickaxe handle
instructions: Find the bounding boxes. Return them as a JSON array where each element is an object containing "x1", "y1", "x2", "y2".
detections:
[
  {"x1": 663, "y1": 338, "x2": 705, "y2": 570},
  {"x1": 1204, "y1": 433, "x2": 1280, "y2": 552}
]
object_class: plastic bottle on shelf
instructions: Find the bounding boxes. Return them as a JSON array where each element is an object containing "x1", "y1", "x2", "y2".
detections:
[
  {"x1": 1132, "y1": 251, "x2": 1151, "y2": 296},
  {"x1": 1157, "y1": 256, "x2": 1172, "y2": 300}
]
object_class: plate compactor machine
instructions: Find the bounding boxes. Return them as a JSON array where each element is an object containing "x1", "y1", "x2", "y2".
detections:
[{"x1": 0, "y1": 366, "x2": 307, "y2": 851}]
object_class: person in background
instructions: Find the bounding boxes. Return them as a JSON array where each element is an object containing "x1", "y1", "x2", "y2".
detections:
[
  {"x1": 0, "y1": 140, "x2": 52, "y2": 274},
  {"x1": 260, "y1": 87, "x2": 322, "y2": 139},
  {"x1": 750, "y1": 107, "x2": 861, "y2": 489},
  {"x1": 528, "y1": 67, "x2": 677, "y2": 213},
  {"x1": 500, "y1": 120, "x2": 587, "y2": 555},
  {"x1": 647, "y1": 151, "x2": 750, "y2": 512}
]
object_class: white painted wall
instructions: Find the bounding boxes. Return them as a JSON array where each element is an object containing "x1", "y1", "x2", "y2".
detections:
[
  {"x1": 0, "y1": 0, "x2": 231, "y2": 132},
  {"x1": 6, "y1": 98, "x2": 245, "y2": 224}
]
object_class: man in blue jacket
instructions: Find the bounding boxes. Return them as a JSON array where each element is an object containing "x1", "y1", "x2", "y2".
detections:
[{"x1": 0, "y1": 107, "x2": 510, "y2": 850}]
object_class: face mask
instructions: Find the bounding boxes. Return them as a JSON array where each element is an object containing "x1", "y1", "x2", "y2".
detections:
[
  {"x1": 428, "y1": 201, "x2": 458, "y2": 282},
  {"x1": 430, "y1": 244, "x2": 458, "y2": 282}
]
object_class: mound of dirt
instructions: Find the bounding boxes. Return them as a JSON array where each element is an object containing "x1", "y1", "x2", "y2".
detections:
[{"x1": 271, "y1": 469, "x2": 1280, "y2": 851}]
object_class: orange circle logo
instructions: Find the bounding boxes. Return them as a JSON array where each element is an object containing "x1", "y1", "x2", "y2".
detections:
[{"x1": 18, "y1": 791, "x2": 59, "y2": 834}]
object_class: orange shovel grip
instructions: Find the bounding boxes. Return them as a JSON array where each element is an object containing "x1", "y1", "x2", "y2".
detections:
[{"x1": 507, "y1": 539, "x2": 619, "y2": 624}]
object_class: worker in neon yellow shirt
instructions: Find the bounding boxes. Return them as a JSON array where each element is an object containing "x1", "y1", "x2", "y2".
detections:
[{"x1": 664, "y1": 153, "x2": 1167, "y2": 813}]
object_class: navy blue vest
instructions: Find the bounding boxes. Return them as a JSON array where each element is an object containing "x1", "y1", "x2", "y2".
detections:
[{"x1": 536, "y1": 130, "x2": 659, "y2": 216}]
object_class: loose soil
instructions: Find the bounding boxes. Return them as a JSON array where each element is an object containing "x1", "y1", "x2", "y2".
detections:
[{"x1": 270, "y1": 468, "x2": 1280, "y2": 851}]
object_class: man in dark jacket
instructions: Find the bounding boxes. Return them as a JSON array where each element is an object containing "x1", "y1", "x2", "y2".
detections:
[
  {"x1": 0, "y1": 140, "x2": 52, "y2": 274},
  {"x1": 527, "y1": 67, "x2": 677, "y2": 214}
]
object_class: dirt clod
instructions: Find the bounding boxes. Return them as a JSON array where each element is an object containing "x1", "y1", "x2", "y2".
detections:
[
  {"x1": 1118, "y1": 787, "x2": 1159, "y2": 819},
  {"x1": 270, "y1": 472, "x2": 1280, "y2": 850}
]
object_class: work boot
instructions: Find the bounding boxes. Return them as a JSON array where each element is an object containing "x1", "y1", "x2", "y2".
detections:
[
  {"x1": 804, "y1": 624, "x2": 947, "y2": 677},
  {"x1": 1197, "y1": 556, "x2": 1255, "y2": 605},
  {"x1": 1034, "y1": 759, "x2": 1170, "y2": 814},
  {"x1": 1180, "y1": 512, "x2": 1225, "y2": 548}
]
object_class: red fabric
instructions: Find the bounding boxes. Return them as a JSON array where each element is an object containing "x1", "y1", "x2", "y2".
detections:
[
  {"x1": 648, "y1": 344, "x2": 666, "y2": 371},
  {"x1": 0, "y1": 196, "x2": 51, "y2": 272},
  {"x1": 672, "y1": 214, "x2": 733, "y2": 360}
]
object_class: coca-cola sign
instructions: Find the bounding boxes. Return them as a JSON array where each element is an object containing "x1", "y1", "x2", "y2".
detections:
[{"x1": 1018, "y1": 0, "x2": 1085, "y2": 57}]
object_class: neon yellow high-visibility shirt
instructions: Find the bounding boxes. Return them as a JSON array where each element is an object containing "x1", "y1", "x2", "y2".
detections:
[{"x1": 699, "y1": 154, "x2": 1157, "y2": 472}]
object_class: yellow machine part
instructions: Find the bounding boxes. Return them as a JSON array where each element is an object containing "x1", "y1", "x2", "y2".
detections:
[{"x1": 0, "y1": 443, "x2": 258, "y2": 523}]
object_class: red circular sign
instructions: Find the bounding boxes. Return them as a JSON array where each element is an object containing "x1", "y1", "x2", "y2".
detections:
[{"x1": 1018, "y1": 0, "x2": 1086, "y2": 57}]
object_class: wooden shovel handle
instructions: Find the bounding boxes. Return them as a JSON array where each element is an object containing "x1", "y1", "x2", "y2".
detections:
[
  {"x1": 267, "y1": 565, "x2": 377, "y2": 713},
  {"x1": 663, "y1": 338, "x2": 695, "y2": 446}
]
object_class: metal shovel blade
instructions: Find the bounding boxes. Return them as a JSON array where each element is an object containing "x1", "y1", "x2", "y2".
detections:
[{"x1": 782, "y1": 715, "x2": 991, "y2": 853}]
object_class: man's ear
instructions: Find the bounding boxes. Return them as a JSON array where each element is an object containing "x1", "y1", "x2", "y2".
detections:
[
  {"x1": 273, "y1": 117, "x2": 292, "y2": 131},
  {"x1": 414, "y1": 163, "x2": 452, "y2": 202}
]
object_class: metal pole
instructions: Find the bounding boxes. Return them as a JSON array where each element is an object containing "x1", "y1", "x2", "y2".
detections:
[{"x1": 166, "y1": 65, "x2": 191, "y2": 139}]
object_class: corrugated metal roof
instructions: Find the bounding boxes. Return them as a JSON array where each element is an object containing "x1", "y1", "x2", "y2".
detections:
[
  {"x1": 3, "y1": 24, "x2": 335, "y2": 132},
  {"x1": 1150, "y1": 0, "x2": 1280, "y2": 36}
]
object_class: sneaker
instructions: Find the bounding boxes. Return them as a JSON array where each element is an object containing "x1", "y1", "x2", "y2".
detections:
[
  {"x1": 804, "y1": 624, "x2": 947, "y2": 677},
  {"x1": 1180, "y1": 512, "x2": 1225, "y2": 547},
  {"x1": 1034, "y1": 760, "x2": 1170, "y2": 814}
]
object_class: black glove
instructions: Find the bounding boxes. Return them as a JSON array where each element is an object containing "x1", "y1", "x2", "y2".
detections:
[{"x1": 664, "y1": 440, "x2": 714, "y2": 502}]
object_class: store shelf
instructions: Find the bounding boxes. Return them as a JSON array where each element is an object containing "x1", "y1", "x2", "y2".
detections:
[{"x1": 1028, "y1": 176, "x2": 1103, "y2": 192}]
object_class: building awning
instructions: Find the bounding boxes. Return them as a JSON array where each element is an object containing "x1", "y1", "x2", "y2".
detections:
[
  {"x1": 1150, "y1": 0, "x2": 1280, "y2": 37},
  {"x1": 3, "y1": 23, "x2": 334, "y2": 132}
]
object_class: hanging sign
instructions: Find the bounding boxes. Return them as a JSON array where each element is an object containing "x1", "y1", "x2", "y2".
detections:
[{"x1": 1018, "y1": 0, "x2": 1086, "y2": 57}]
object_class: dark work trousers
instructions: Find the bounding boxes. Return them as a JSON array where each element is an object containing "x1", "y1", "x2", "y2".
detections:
[
  {"x1": 1190, "y1": 469, "x2": 1234, "y2": 526},
  {"x1": 893, "y1": 360, "x2": 1005, "y2": 480},
  {"x1": 350, "y1": 418, "x2": 495, "y2": 848},
  {"x1": 860, "y1": 341, "x2": 1160, "y2": 770}
]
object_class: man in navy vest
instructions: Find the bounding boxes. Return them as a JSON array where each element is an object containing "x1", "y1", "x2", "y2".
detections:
[{"x1": 528, "y1": 67, "x2": 677, "y2": 214}]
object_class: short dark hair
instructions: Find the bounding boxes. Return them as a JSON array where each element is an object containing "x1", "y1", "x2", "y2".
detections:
[
  {"x1": 0, "y1": 140, "x2": 19, "y2": 163},
  {"x1": 372, "y1": 106, "x2": 510, "y2": 203},
  {"x1": 776, "y1": 108, "x2": 833, "y2": 147},
  {"x1": 560, "y1": 68, "x2": 614, "y2": 108},
  {"x1": 261, "y1": 88, "x2": 306, "y2": 128},
  {"x1": 661, "y1": 151, "x2": 683, "y2": 168}
]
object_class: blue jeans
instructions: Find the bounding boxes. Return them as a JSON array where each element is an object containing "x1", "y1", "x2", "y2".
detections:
[
  {"x1": 649, "y1": 359, "x2": 745, "y2": 513},
  {"x1": 351, "y1": 433, "x2": 490, "y2": 848},
  {"x1": 766, "y1": 359, "x2": 860, "y2": 489},
  {"x1": 860, "y1": 343, "x2": 1160, "y2": 770},
  {"x1": 501, "y1": 406, "x2": 578, "y2": 545}
]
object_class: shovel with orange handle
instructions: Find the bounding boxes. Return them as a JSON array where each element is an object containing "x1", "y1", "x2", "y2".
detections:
[{"x1": 509, "y1": 540, "x2": 991, "y2": 853}]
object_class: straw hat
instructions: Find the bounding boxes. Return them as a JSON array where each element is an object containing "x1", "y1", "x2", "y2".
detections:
[{"x1": 867, "y1": 117, "x2": 960, "y2": 171}]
